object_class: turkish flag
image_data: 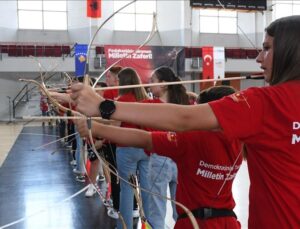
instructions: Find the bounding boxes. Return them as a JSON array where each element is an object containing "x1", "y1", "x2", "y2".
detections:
[
  {"x1": 201, "y1": 46, "x2": 225, "y2": 90},
  {"x1": 202, "y1": 47, "x2": 214, "y2": 80},
  {"x1": 87, "y1": 0, "x2": 101, "y2": 18}
]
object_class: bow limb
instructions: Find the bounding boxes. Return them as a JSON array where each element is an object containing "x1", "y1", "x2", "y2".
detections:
[
  {"x1": 87, "y1": 119, "x2": 199, "y2": 229},
  {"x1": 86, "y1": 119, "x2": 127, "y2": 229},
  {"x1": 19, "y1": 79, "x2": 128, "y2": 225},
  {"x1": 29, "y1": 55, "x2": 61, "y2": 87},
  {"x1": 92, "y1": 12, "x2": 158, "y2": 88},
  {"x1": 19, "y1": 78, "x2": 82, "y2": 117},
  {"x1": 85, "y1": 120, "x2": 199, "y2": 229},
  {"x1": 213, "y1": 0, "x2": 254, "y2": 206},
  {"x1": 62, "y1": 72, "x2": 74, "y2": 86},
  {"x1": 82, "y1": 3, "x2": 198, "y2": 226},
  {"x1": 84, "y1": 0, "x2": 138, "y2": 77}
]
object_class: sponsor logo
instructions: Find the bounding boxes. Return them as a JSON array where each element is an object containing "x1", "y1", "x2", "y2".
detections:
[
  {"x1": 167, "y1": 132, "x2": 177, "y2": 143},
  {"x1": 230, "y1": 92, "x2": 250, "y2": 108}
]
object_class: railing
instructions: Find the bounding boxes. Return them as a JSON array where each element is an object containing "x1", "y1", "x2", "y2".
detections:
[
  {"x1": 12, "y1": 72, "x2": 58, "y2": 119},
  {"x1": 12, "y1": 84, "x2": 30, "y2": 119}
]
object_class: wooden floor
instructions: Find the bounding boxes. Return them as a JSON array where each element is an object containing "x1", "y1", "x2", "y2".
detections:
[
  {"x1": 0, "y1": 124, "x2": 116, "y2": 229},
  {"x1": 0, "y1": 124, "x2": 22, "y2": 167}
]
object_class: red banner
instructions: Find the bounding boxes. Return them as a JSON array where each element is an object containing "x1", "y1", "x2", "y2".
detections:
[
  {"x1": 104, "y1": 45, "x2": 185, "y2": 83},
  {"x1": 202, "y1": 47, "x2": 214, "y2": 80},
  {"x1": 201, "y1": 46, "x2": 225, "y2": 90},
  {"x1": 87, "y1": 0, "x2": 101, "y2": 18}
]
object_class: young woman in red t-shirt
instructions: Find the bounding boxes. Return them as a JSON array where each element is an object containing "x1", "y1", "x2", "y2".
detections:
[
  {"x1": 114, "y1": 68, "x2": 150, "y2": 229},
  {"x1": 71, "y1": 16, "x2": 300, "y2": 228},
  {"x1": 74, "y1": 86, "x2": 242, "y2": 228}
]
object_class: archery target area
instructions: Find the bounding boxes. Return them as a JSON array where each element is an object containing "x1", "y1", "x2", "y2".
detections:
[{"x1": 0, "y1": 1, "x2": 297, "y2": 229}]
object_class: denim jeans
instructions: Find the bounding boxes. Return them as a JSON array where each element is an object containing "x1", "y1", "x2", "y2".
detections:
[
  {"x1": 75, "y1": 128, "x2": 84, "y2": 173},
  {"x1": 116, "y1": 147, "x2": 150, "y2": 229},
  {"x1": 148, "y1": 154, "x2": 178, "y2": 229}
]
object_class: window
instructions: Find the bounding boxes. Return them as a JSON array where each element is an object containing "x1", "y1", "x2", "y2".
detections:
[
  {"x1": 114, "y1": 0, "x2": 156, "y2": 31},
  {"x1": 272, "y1": 0, "x2": 300, "y2": 20},
  {"x1": 18, "y1": 0, "x2": 67, "y2": 30},
  {"x1": 199, "y1": 9, "x2": 237, "y2": 34}
]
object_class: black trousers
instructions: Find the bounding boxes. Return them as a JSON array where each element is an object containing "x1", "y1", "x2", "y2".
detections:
[{"x1": 102, "y1": 143, "x2": 120, "y2": 210}]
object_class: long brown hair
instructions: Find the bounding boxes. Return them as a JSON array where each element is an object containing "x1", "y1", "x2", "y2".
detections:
[
  {"x1": 153, "y1": 66, "x2": 189, "y2": 105},
  {"x1": 266, "y1": 15, "x2": 300, "y2": 85},
  {"x1": 118, "y1": 67, "x2": 149, "y2": 101}
]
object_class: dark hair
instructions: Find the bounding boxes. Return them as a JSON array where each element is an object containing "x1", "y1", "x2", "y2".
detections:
[
  {"x1": 153, "y1": 66, "x2": 189, "y2": 105},
  {"x1": 90, "y1": 77, "x2": 96, "y2": 85},
  {"x1": 197, "y1": 86, "x2": 236, "y2": 104},
  {"x1": 118, "y1": 67, "x2": 148, "y2": 101},
  {"x1": 97, "y1": 81, "x2": 107, "y2": 88},
  {"x1": 266, "y1": 15, "x2": 300, "y2": 85},
  {"x1": 77, "y1": 76, "x2": 84, "y2": 83},
  {"x1": 77, "y1": 77, "x2": 94, "y2": 86},
  {"x1": 109, "y1": 65, "x2": 123, "y2": 75}
]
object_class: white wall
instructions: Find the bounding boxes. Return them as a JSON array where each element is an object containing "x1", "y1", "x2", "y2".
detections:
[
  {"x1": 0, "y1": 1, "x2": 18, "y2": 42},
  {"x1": 0, "y1": 0, "x2": 269, "y2": 47},
  {"x1": 156, "y1": 1, "x2": 185, "y2": 45},
  {"x1": 0, "y1": 0, "x2": 273, "y2": 120}
]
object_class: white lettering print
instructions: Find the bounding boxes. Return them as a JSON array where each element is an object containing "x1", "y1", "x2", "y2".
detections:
[
  {"x1": 292, "y1": 134, "x2": 300, "y2": 145},
  {"x1": 108, "y1": 48, "x2": 153, "y2": 60},
  {"x1": 292, "y1": 122, "x2": 300, "y2": 145},
  {"x1": 199, "y1": 160, "x2": 240, "y2": 171},
  {"x1": 196, "y1": 160, "x2": 239, "y2": 181},
  {"x1": 293, "y1": 122, "x2": 300, "y2": 130},
  {"x1": 196, "y1": 168, "x2": 224, "y2": 180},
  {"x1": 225, "y1": 172, "x2": 237, "y2": 181}
]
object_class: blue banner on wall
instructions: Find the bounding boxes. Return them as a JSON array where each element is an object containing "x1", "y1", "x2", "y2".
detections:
[{"x1": 75, "y1": 44, "x2": 88, "y2": 77}]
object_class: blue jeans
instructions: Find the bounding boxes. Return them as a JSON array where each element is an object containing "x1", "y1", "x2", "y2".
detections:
[
  {"x1": 75, "y1": 129, "x2": 84, "y2": 173},
  {"x1": 116, "y1": 147, "x2": 150, "y2": 229},
  {"x1": 148, "y1": 154, "x2": 178, "y2": 229}
]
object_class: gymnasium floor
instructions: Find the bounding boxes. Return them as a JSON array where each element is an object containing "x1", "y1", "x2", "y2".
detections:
[
  {"x1": 0, "y1": 124, "x2": 116, "y2": 229},
  {"x1": 0, "y1": 123, "x2": 249, "y2": 229}
]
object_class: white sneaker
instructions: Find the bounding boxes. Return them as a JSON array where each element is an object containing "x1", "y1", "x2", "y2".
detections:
[
  {"x1": 97, "y1": 175, "x2": 105, "y2": 182},
  {"x1": 103, "y1": 198, "x2": 113, "y2": 207},
  {"x1": 133, "y1": 209, "x2": 139, "y2": 218},
  {"x1": 107, "y1": 208, "x2": 119, "y2": 219},
  {"x1": 85, "y1": 184, "x2": 97, "y2": 197},
  {"x1": 70, "y1": 160, "x2": 76, "y2": 166},
  {"x1": 73, "y1": 168, "x2": 84, "y2": 175}
]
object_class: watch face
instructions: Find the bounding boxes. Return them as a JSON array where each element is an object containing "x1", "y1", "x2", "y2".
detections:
[
  {"x1": 102, "y1": 100, "x2": 115, "y2": 110},
  {"x1": 100, "y1": 100, "x2": 116, "y2": 119}
]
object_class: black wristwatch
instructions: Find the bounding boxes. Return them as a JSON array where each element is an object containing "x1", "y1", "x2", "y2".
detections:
[{"x1": 99, "y1": 99, "x2": 116, "y2": 120}]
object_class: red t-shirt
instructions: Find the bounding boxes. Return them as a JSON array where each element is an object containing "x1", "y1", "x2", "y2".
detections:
[
  {"x1": 209, "y1": 81, "x2": 300, "y2": 228},
  {"x1": 150, "y1": 131, "x2": 242, "y2": 229},
  {"x1": 103, "y1": 89, "x2": 118, "y2": 100},
  {"x1": 40, "y1": 96, "x2": 48, "y2": 112}
]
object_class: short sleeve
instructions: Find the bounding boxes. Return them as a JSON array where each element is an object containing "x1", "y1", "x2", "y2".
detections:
[
  {"x1": 209, "y1": 87, "x2": 264, "y2": 141},
  {"x1": 151, "y1": 131, "x2": 184, "y2": 161}
]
